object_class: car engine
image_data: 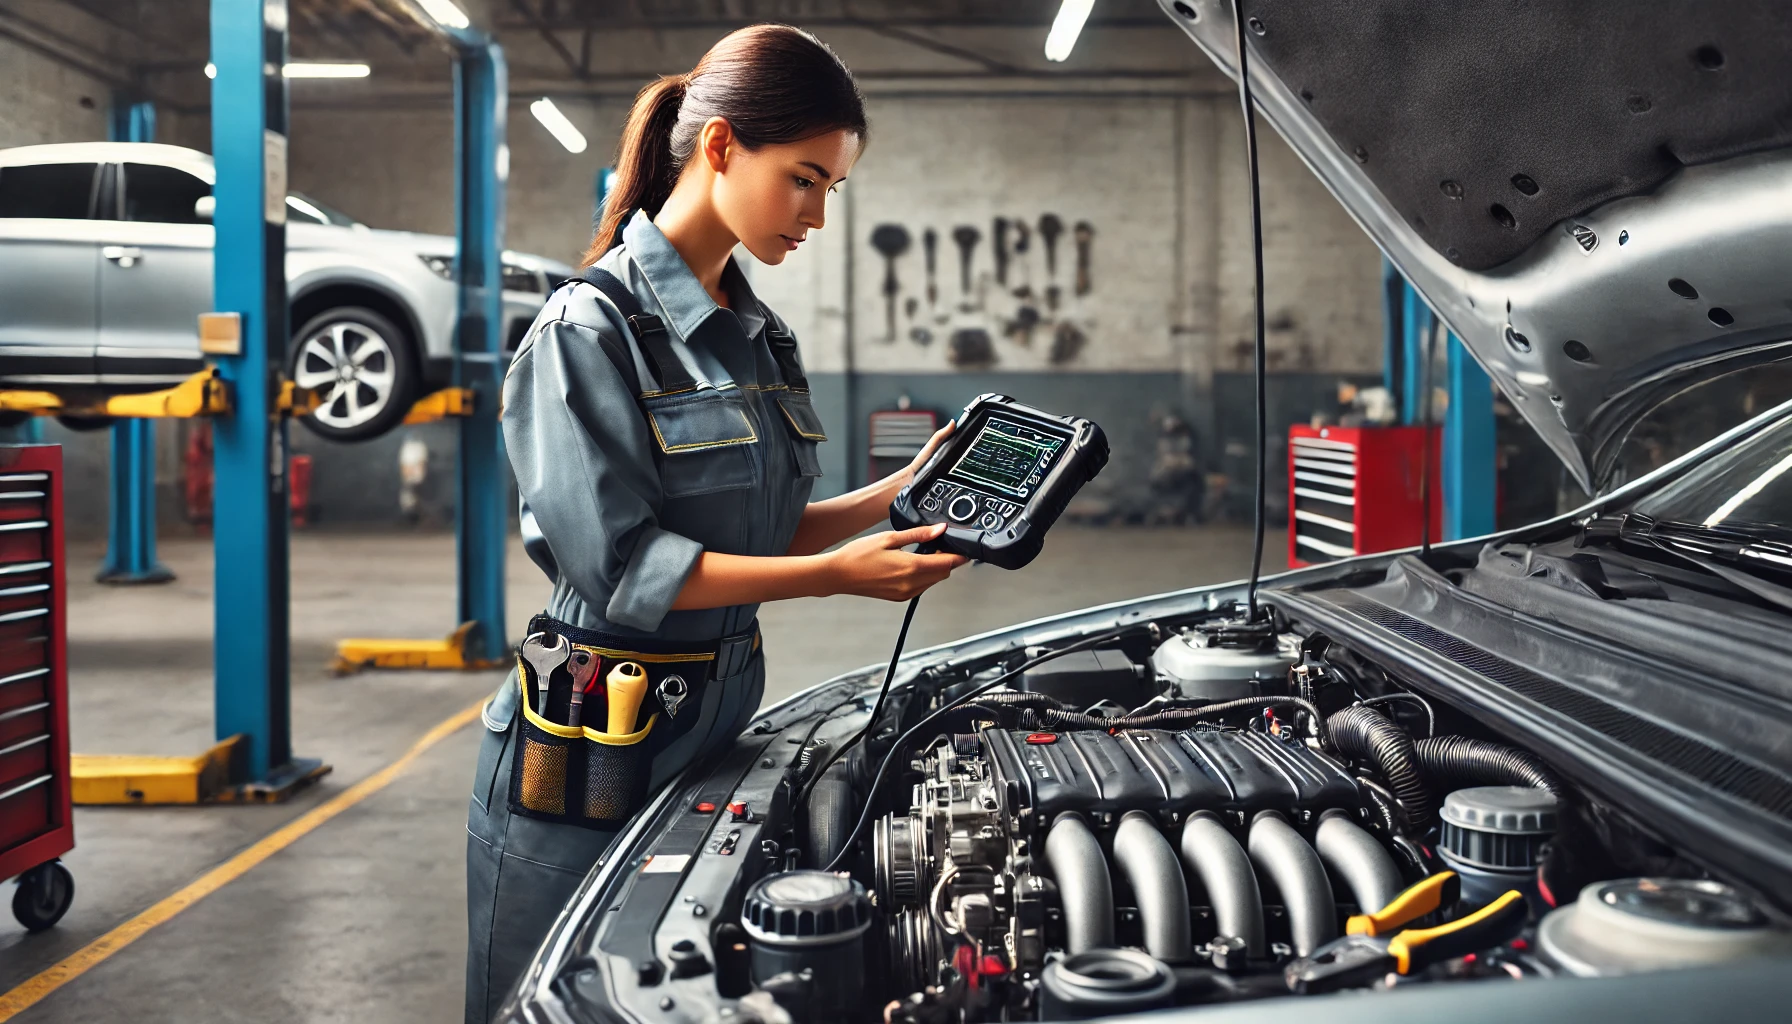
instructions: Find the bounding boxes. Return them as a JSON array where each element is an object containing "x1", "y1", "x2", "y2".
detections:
[{"x1": 695, "y1": 613, "x2": 1792, "y2": 1023}]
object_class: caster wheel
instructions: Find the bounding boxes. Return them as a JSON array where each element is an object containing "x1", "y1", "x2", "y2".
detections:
[{"x1": 12, "y1": 860, "x2": 74, "y2": 932}]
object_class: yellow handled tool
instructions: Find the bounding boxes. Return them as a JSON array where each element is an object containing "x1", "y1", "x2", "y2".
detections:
[
  {"x1": 1348, "y1": 870, "x2": 1461, "y2": 937},
  {"x1": 606, "y1": 661, "x2": 648, "y2": 734},
  {"x1": 1287, "y1": 888, "x2": 1529, "y2": 994}
]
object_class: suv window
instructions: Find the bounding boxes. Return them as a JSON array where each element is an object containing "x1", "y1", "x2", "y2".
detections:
[
  {"x1": 122, "y1": 163, "x2": 211, "y2": 224},
  {"x1": 0, "y1": 163, "x2": 99, "y2": 219}
]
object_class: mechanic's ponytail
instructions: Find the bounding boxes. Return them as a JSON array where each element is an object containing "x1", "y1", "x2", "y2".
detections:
[{"x1": 583, "y1": 24, "x2": 867, "y2": 266}]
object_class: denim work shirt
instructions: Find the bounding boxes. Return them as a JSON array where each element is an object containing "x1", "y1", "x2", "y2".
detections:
[{"x1": 502, "y1": 211, "x2": 827, "y2": 644}]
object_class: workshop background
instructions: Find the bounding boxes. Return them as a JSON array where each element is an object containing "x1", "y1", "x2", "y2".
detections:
[{"x1": 2, "y1": 0, "x2": 1389, "y2": 534}]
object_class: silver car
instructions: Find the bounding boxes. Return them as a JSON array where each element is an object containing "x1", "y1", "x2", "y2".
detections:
[{"x1": 0, "y1": 142, "x2": 574, "y2": 442}]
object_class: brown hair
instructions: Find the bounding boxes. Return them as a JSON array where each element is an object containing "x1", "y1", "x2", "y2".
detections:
[{"x1": 581, "y1": 24, "x2": 867, "y2": 267}]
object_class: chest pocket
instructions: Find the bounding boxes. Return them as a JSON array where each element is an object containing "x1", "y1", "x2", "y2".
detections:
[
  {"x1": 775, "y1": 392, "x2": 827, "y2": 478},
  {"x1": 644, "y1": 388, "x2": 758, "y2": 497}
]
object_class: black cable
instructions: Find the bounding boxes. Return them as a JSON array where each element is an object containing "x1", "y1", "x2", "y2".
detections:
[
  {"x1": 1359, "y1": 692, "x2": 1435, "y2": 738},
  {"x1": 1232, "y1": 0, "x2": 1270, "y2": 622},
  {"x1": 822, "y1": 623, "x2": 1142, "y2": 873},
  {"x1": 794, "y1": 594, "x2": 921, "y2": 813}
]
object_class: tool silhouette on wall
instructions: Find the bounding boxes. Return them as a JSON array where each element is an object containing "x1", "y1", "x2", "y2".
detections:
[
  {"x1": 866, "y1": 212, "x2": 1095, "y2": 369},
  {"x1": 870, "y1": 224, "x2": 911, "y2": 343}
]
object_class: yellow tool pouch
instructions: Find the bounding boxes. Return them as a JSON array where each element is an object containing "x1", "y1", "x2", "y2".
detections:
[{"x1": 510, "y1": 659, "x2": 657, "y2": 828}]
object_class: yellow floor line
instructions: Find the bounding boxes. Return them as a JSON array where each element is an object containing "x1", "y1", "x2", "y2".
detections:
[{"x1": 0, "y1": 699, "x2": 487, "y2": 1022}]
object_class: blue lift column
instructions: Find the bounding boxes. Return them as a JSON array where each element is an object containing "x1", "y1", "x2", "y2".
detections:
[
  {"x1": 1389, "y1": 271, "x2": 1497, "y2": 540},
  {"x1": 209, "y1": 0, "x2": 320, "y2": 789},
  {"x1": 452, "y1": 39, "x2": 509, "y2": 663},
  {"x1": 99, "y1": 98, "x2": 174, "y2": 585}
]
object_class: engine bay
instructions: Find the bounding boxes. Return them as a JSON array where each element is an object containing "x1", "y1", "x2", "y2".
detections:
[{"x1": 573, "y1": 603, "x2": 1792, "y2": 1023}]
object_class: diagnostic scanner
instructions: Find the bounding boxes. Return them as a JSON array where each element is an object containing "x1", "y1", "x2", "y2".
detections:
[{"x1": 890, "y1": 394, "x2": 1107, "y2": 569}]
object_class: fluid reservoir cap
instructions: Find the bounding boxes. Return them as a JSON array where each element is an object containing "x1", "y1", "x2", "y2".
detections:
[
  {"x1": 741, "y1": 870, "x2": 873, "y2": 948},
  {"x1": 1441, "y1": 786, "x2": 1559, "y2": 834},
  {"x1": 1537, "y1": 878, "x2": 1792, "y2": 977}
]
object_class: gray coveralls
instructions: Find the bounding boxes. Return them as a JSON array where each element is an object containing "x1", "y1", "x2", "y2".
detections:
[{"x1": 465, "y1": 211, "x2": 824, "y2": 1022}]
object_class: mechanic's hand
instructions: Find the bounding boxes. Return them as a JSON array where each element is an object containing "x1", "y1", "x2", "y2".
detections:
[
  {"x1": 824, "y1": 523, "x2": 968, "y2": 601},
  {"x1": 903, "y1": 421, "x2": 956, "y2": 482}
]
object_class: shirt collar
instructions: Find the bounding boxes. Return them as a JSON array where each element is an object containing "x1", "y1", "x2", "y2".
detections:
[{"x1": 622, "y1": 210, "x2": 767, "y2": 342}]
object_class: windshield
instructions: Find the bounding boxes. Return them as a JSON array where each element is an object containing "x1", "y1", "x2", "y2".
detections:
[
  {"x1": 286, "y1": 191, "x2": 360, "y2": 227},
  {"x1": 1632, "y1": 408, "x2": 1792, "y2": 532}
]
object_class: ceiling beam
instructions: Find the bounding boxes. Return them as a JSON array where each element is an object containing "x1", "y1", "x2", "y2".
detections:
[
  {"x1": 851, "y1": 19, "x2": 1016, "y2": 74},
  {"x1": 509, "y1": 0, "x2": 588, "y2": 80}
]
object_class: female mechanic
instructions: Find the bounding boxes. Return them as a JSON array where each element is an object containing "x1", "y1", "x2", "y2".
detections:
[{"x1": 465, "y1": 24, "x2": 967, "y2": 1020}]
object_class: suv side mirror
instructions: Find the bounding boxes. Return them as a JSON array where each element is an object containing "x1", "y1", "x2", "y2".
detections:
[{"x1": 194, "y1": 195, "x2": 215, "y2": 220}]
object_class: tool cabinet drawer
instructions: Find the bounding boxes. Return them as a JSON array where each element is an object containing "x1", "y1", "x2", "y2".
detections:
[
  {"x1": 0, "y1": 665, "x2": 49, "y2": 715},
  {"x1": 0, "y1": 773, "x2": 53, "y2": 851},
  {"x1": 0, "y1": 732, "x2": 49, "y2": 789},
  {"x1": 0, "y1": 523, "x2": 48, "y2": 565},
  {"x1": 0, "y1": 700, "x2": 49, "y2": 749}
]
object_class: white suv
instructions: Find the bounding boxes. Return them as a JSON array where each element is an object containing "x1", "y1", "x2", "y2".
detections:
[{"x1": 0, "y1": 142, "x2": 574, "y2": 441}]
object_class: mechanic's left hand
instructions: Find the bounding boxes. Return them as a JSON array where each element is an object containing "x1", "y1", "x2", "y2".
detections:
[{"x1": 904, "y1": 421, "x2": 955, "y2": 482}]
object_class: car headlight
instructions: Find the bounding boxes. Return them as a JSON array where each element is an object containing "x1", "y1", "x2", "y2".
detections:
[
  {"x1": 419, "y1": 254, "x2": 455, "y2": 280},
  {"x1": 502, "y1": 263, "x2": 543, "y2": 294}
]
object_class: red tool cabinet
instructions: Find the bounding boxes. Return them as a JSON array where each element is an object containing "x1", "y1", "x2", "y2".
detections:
[
  {"x1": 0, "y1": 444, "x2": 73, "y2": 931},
  {"x1": 1288, "y1": 425, "x2": 1440, "y2": 568}
]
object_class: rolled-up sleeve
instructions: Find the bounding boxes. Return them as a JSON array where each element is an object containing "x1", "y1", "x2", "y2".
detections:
[{"x1": 503, "y1": 318, "x2": 701, "y2": 631}]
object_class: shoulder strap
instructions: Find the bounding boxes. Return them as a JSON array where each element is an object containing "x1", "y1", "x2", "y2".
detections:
[
  {"x1": 760, "y1": 305, "x2": 809, "y2": 393},
  {"x1": 580, "y1": 267, "x2": 700, "y2": 395}
]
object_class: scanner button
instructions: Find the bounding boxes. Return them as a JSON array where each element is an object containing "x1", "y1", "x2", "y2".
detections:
[
  {"x1": 979, "y1": 511, "x2": 1003, "y2": 531},
  {"x1": 920, "y1": 497, "x2": 940, "y2": 513},
  {"x1": 947, "y1": 494, "x2": 979, "y2": 523}
]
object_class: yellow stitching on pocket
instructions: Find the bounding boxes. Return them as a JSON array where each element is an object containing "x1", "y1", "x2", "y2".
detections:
[
  {"x1": 777, "y1": 401, "x2": 828, "y2": 441},
  {"x1": 583, "y1": 713, "x2": 658, "y2": 746},
  {"x1": 569, "y1": 644, "x2": 713, "y2": 664},
  {"x1": 646, "y1": 406, "x2": 758, "y2": 453}
]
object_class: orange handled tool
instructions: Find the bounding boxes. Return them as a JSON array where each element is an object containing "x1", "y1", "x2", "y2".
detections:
[{"x1": 606, "y1": 661, "x2": 648, "y2": 734}]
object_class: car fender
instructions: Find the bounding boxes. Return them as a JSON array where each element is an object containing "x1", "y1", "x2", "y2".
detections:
[{"x1": 285, "y1": 251, "x2": 456, "y2": 361}]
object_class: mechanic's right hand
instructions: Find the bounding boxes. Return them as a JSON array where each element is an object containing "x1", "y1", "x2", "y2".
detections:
[{"x1": 824, "y1": 524, "x2": 969, "y2": 601}]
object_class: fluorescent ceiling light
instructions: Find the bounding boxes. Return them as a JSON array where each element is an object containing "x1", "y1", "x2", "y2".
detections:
[
  {"x1": 530, "y1": 98, "x2": 588, "y2": 154},
  {"x1": 1044, "y1": 0, "x2": 1096, "y2": 62},
  {"x1": 415, "y1": 0, "x2": 470, "y2": 30},
  {"x1": 205, "y1": 62, "x2": 370, "y2": 79},
  {"x1": 284, "y1": 62, "x2": 371, "y2": 79}
]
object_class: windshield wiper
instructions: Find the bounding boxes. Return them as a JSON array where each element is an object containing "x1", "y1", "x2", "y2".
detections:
[{"x1": 1580, "y1": 512, "x2": 1792, "y2": 612}]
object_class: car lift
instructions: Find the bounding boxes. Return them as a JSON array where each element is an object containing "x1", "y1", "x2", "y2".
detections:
[
  {"x1": 1384, "y1": 260, "x2": 1497, "y2": 539},
  {"x1": 332, "y1": 22, "x2": 511, "y2": 676}
]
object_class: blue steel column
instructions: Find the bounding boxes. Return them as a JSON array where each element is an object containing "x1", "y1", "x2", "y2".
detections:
[
  {"x1": 1443, "y1": 333, "x2": 1497, "y2": 539},
  {"x1": 211, "y1": 0, "x2": 291, "y2": 779},
  {"x1": 453, "y1": 43, "x2": 509, "y2": 662},
  {"x1": 99, "y1": 99, "x2": 174, "y2": 585}
]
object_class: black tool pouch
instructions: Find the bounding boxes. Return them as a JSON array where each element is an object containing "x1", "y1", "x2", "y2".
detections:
[{"x1": 506, "y1": 615, "x2": 748, "y2": 829}]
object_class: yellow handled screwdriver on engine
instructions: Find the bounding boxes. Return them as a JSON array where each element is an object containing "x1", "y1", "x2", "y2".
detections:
[{"x1": 606, "y1": 661, "x2": 648, "y2": 734}]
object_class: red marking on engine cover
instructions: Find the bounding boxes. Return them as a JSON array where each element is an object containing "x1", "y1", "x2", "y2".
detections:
[
  {"x1": 694, "y1": 801, "x2": 716, "y2": 813},
  {"x1": 1025, "y1": 733, "x2": 1058, "y2": 744}
]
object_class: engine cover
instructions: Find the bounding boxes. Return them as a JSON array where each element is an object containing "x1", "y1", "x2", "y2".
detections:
[{"x1": 983, "y1": 727, "x2": 1363, "y2": 828}]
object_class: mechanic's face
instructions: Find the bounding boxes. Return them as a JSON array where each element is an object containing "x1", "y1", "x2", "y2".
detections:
[{"x1": 706, "y1": 122, "x2": 860, "y2": 266}]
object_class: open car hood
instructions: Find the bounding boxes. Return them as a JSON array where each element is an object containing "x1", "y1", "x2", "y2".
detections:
[{"x1": 1159, "y1": 0, "x2": 1792, "y2": 491}]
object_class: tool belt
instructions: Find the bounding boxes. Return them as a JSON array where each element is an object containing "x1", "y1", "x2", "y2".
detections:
[{"x1": 508, "y1": 614, "x2": 759, "y2": 829}]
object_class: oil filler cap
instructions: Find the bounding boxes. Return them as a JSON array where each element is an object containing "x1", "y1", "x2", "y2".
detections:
[
  {"x1": 741, "y1": 870, "x2": 873, "y2": 947},
  {"x1": 1439, "y1": 786, "x2": 1558, "y2": 871}
]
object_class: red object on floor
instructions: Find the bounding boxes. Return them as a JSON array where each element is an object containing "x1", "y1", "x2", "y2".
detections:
[
  {"x1": 1287, "y1": 425, "x2": 1442, "y2": 568},
  {"x1": 289, "y1": 454, "x2": 313, "y2": 527},
  {"x1": 0, "y1": 445, "x2": 73, "y2": 887}
]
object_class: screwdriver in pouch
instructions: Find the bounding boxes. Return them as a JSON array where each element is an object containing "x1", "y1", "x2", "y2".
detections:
[
  {"x1": 1285, "y1": 874, "x2": 1528, "y2": 994},
  {"x1": 606, "y1": 661, "x2": 648, "y2": 734}
]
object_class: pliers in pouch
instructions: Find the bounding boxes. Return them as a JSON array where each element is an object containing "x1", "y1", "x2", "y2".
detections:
[{"x1": 1285, "y1": 871, "x2": 1528, "y2": 994}]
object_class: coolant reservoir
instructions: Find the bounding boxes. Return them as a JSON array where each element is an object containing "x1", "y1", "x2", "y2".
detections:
[{"x1": 1150, "y1": 624, "x2": 1298, "y2": 701}]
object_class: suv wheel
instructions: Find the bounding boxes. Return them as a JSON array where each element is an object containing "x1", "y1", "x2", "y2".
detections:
[{"x1": 290, "y1": 307, "x2": 418, "y2": 443}]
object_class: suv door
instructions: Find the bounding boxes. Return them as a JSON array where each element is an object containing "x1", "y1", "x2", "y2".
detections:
[
  {"x1": 0, "y1": 161, "x2": 102, "y2": 384},
  {"x1": 96, "y1": 161, "x2": 212, "y2": 387}
]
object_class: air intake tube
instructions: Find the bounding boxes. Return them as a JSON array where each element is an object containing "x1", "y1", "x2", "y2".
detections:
[
  {"x1": 1046, "y1": 813, "x2": 1115, "y2": 953},
  {"x1": 1179, "y1": 811, "x2": 1265, "y2": 958},
  {"x1": 1327, "y1": 705, "x2": 1433, "y2": 831},
  {"x1": 1314, "y1": 810, "x2": 1403, "y2": 915},
  {"x1": 1247, "y1": 811, "x2": 1337, "y2": 956},
  {"x1": 1112, "y1": 811, "x2": 1192, "y2": 962}
]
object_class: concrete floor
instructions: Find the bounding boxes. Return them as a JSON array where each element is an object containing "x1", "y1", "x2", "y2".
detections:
[{"x1": 0, "y1": 525, "x2": 1285, "y2": 1022}]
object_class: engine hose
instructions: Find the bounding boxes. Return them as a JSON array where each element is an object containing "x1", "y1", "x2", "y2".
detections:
[
  {"x1": 1045, "y1": 813, "x2": 1116, "y2": 953},
  {"x1": 965, "y1": 690, "x2": 1068, "y2": 712},
  {"x1": 1179, "y1": 811, "x2": 1265, "y2": 958},
  {"x1": 1326, "y1": 705, "x2": 1433, "y2": 832},
  {"x1": 1313, "y1": 810, "x2": 1404, "y2": 915},
  {"x1": 1042, "y1": 696, "x2": 1327, "y2": 743},
  {"x1": 805, "y1": 760, "x2": 854, "y2": 870},
  {"x1": 1112, "y1": 812, "x2": 1193, "y2": 962},
  {"x1": 1246, "y1": 811, "x2": 1337, "y2": 956},
  {"x1": 1415, "y1": 735, "x2": 1566, "y2": 797}
]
